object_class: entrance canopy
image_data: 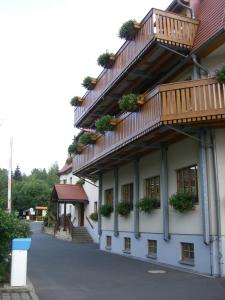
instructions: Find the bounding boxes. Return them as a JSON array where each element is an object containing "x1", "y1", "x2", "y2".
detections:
[{"x1": 51, "y1": 184, "x2": 89, "y2": 203}]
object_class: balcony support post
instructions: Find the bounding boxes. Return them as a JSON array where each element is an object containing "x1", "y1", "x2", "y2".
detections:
[
  {"x1": 63, "y1": 202, "x2": 66, "y2": 231},
  {"x1": 199, "y1": 129, "x2": 210, "y2": 245},
  {"x1": 133, "y1": 158, "x2": 140, "y2": 239},
  {"x1": 98, "y1": 173, "x2": 103, "y2": 236},
  {"x1": 113, "y1": 167, "x2": 119, "y2": 237},
  {"x1": 160, "y1": 146, "x2": 170, "y2": 241}
]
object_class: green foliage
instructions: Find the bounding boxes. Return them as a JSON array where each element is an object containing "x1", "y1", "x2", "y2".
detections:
[
  {"x1": 66, "y1": 156, "x2": 73, "y2": 164},
  {"x1": 169, "y1": 192, "x2": 195, "y2": 213},
  {"x1": 217, "y1": 66, "x2": 225, "y2": 83},
  {"x1": 13, "y1": 165, "x2": 22, "y2": 181},
  {"x1": 99, "y1": 204, "x2": 113, "y2": 217},
  {"x1": 12, "y1": 164, "x2": 59, "y2": 212},
  {"x1": 119, "y1": 94, "x2": 140, "y2": 112},
  {"x1": 89, "y1": 212, "x2": 98, "y2": 222},
  {"x1": 0, "y1": 208, "x2": 31, "y2": 282},
  {"x1": 79, "y1": 133, "x2": 92, "y2": 145},
  {"x1": 95, "y1": 115, "x2": 116, "y2": 134},
  {"x1": 70, "y1": 96, "x2": 82, "y2": 106},
  {"x1": 68, "y1": 143, "x2": 76, "y2": 155},
  {"x1": 76, "y1": 178, "x2": 85, "y2": 186},
  {"x1": 116, "y1": 202, "x2": 133, "y2": 217},
  {"x1": 0, "y1": 168, "x2": 7, "y2": 210},
  {"x1": 82, "y1": 76, "x2": 96, "y2": 90},
  {"x1": 137, "y1": 197, "x2": 159, "y2": 213},
  {"x1": 119, "y1": 19, "x2": 139, "y2": 40},
  {"x1": 44, "y1": 201, "x2": 57, "y2": 227},
  {"x1": 97, "y1": 53, "x2": 115, "y2": 68}
]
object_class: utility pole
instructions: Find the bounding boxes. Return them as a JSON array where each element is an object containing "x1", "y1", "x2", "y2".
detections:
[{"x1": 7, "y1": 137, "x2": 13, "y2": 213}]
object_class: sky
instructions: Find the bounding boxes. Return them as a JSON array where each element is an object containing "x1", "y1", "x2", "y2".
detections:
[{"x1": 0, "y1": 0, "x2": 171, "y2": 175}]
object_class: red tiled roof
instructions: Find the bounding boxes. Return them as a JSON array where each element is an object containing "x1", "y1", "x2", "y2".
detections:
[
  {"x1": 192, "y1": 0, "x2": 225, "y2": 53},
  {"x1": 58, "y1": 163, "x2": 72, "y2": 175},
  {"x1": 52, "y1": 184, "x2": 88, "y2": 202}
]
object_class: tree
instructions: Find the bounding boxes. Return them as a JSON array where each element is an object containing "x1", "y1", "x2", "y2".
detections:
[
  {"x1": 47, "y1": 162, "x2": 59, "y2": 186},
  {"x1": 13, "y1": 165, "x2": 22, "y2": 181},
  {"x1": 0, "y1": 169, "x2": 8, "y2": 209},
  {"x1": 31, "y1": 168, "x2": 47, "y2": 181}
]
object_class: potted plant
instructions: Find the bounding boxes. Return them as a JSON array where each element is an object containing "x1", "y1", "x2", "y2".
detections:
[
  {"x1": 137, "y1": 197, "x2": 159, "y2": 213},
  {"x1": 116, "y1": 202, "x2": 133, "y2": 217},
  {"x1": 70, "y1": 96, "x2": 83, "y2": 106},
  {"x1": 82, "y1": 76, "x2": 97, "y2": 90},
  {"x1": 76, "y1": 178, "x2": 85, "y2": 186},
  {"x1": 169, "y1": 192, "x2": 196, "y2": 213},
  {"x1": 100, "y1": 204, "x2": 113, "y2": 217},
  {"x1": 79, "y1": 132, "x2": 98, "y2": 145},
  {"x1": 97, "y1": 52, "x2": 115, "y2": 69},
  {"x1": 89, "y1": 212, "x2": 98, "y2": 222},
  {"x1": 216, "y1": 66, "x2": 225, "y2": 83},
  {"x1": 95, "y1": 115, "x2": 117, "y2": 134},
  {"x1": 66, "y1": 156, "x2": 73, "y2": 164},
  {"x1": 119, "y1": 19, "x2": 141, "y2": 40},
  {"x1": 68, "y1": 142, "x2": 83, "y2": 155},
  {"x1": 119, "y1": 94, "x2": 145, "y2": 112}
]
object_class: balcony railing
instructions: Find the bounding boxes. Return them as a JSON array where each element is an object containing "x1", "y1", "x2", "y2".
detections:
[
  {"x1": 74, "y1": 9, "x2": 199, "y2": 127},
  {"x1": 73, "y1": 79, "x2": 225, "y2": 174}
]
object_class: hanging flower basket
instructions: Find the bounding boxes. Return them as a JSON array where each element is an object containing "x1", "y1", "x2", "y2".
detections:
[
  {"x1": 119, "y1": 20, "x2": 141, "y2": 40},
  {"x1": 119, "y1": 94, "x2": 145, "y2": 112},
  {"x1": 100, "y1": 204, "x2": 113, "y2": 217},
  {"x1": 89, "y1": 212, "x2": 98, "y2": 222},
  {"x1": 82, "y1": 76, "x2": 97, "y2": 90},
  {"x1": 70, "y1": 96, "x2": 83, "y2": 107},
  {"x1": 97, "y1": 53, "x2": 115, "y2": 69},
  {"x1": 137, "y1": 197, "x2": 159, "y2": 213},
  {"x1": 68, "y1": 142, "x2": 83, "y2": 155},
  {"x1": 95, "y1": 115, "x2": 117, "y2": 134}
]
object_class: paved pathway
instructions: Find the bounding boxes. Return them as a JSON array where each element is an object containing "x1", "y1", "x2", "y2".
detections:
[{"x1": 28, "y1": 222, "x2": 225, "y2": 300}]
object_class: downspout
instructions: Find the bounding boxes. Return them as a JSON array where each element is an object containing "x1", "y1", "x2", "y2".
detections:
[
  {"x1": 211, "y1": 130, "x2": 223, "y2": 277},
  {"x1": 177, "y1": 0, "x2": 195, "y2": 18},
  {"x1": 191, "y1": 54, "x2": 209, "y2": 76}
]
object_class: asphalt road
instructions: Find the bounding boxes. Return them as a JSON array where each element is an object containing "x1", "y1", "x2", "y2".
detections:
[{"x1": 28, "y1": 222, "x2": 225, "y2": 300}]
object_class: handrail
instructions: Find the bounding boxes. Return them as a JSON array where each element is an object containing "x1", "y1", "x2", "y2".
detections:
[
  {"x1": 74, "y1": 9, "x2": 199, "y2": 127},
  {"x1": 66, "y1": 214, "x2": 74, "y2": 235},
  {"x1": 73, "y1": 78, "x2": 225, "y2": 174},
  {"x1": 86, "y1": 216, "x2": 94, "y2": 229}
]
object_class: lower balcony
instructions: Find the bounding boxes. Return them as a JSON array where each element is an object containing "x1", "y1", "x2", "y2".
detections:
[{"x1": 73, "y1": 78, "x2": 225, "y2": 177}]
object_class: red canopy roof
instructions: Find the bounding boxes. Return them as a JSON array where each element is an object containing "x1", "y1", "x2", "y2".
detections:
[{"x1": 52, "y1": 184, "x2": 88, "y2": 203}]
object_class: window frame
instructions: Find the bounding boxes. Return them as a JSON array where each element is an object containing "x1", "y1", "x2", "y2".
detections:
[
  {"x1": 121, "y1": 183, "x2": 133, "y2": 205},
  {"x1": 177, "y1": 164, "x2": 198, "y2": 203},
  {"x1": 123, "y1": 237, "x2": 131, "y2": 253},
  {"x1": 147, "y1": 240, "x2": 157, "y2": 258},
  {"x1": 106, "y1": 236, "x2": 112, "y2": 250},
  {"x1": 180, "y1": 242, "x2": 195, "y2": 265},
  {"x1": 104, "y1": 188, "x2": 114, "y2": 205},
  {"x1": 144, "y1": 175, "x2": 160, "y2": 207}
]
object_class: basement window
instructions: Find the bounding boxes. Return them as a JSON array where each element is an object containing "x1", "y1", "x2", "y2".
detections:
[
  {"x1": 106, "y1": 236, "x2": 112, "y2": 250},
  {"x1": 123, "y1": 237, "x2": 131, "y2": 254},
  {"x1": 147, "y1": 240, "x2": 157, "y2": 258},
  {"x1": 180, "y1": 242, "x2": 195, "y2": 266}
]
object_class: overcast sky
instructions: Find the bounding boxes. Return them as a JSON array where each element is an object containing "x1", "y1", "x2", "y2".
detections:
[{"x1": 0, "y1": 0, "x2": 171, "y2": 175}]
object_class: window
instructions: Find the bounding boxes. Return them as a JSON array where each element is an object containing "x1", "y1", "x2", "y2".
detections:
[
  {"x1": 145, "y1": 176, "x2": 160, "y2": 207},
  {"x1": 148, "y1": 240, "x2": 157, "y2": 257},
  {"x1": 106, "y1": 236, "x2": 112, "y2": 249},
  {"x1": 124, "y1": 237, "x2": 131, "y2": 253},
  {"x1": 104, "y1": 189, "x2": 113, "y2": 205},
  {"x1": 94, "y1": 202, "x2": 98, "y2": 213},
  {"x1": 121, "y1": 183, "x2": 133, "y2": 204},
  {"x1": 181, "y1": 242, "x2": 194, "y2": 264},
  {"x1": 177, "y1": 165, "x2": 198, "y2": 202}
]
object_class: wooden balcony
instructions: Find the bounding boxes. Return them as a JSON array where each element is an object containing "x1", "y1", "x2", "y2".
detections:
[
  {"x1": 74, "y1": 9, "x2": 199, "y2": 128},
  {"x1": 73, "y1": 79, "x2": 225, "y2": 177}
]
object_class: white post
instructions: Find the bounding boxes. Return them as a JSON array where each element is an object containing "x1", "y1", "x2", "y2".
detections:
[{"x1": 7, "y1": 137, "x2": 13, "y2": 213}]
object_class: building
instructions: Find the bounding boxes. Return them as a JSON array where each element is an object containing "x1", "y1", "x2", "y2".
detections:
[
  {"x1": 52, "y1": 161, "x2": 99, "y2": 243},
  {"x1": 72, "y1": 0, "x2": 225, "y2": 276}
]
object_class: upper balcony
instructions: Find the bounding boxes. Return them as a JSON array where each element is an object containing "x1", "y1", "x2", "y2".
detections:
[
  {"x1": 74, "y1": 8, "x2": 199, "y2": 129},
  {"x1": 73, "y1": 78, "x2": 225, "y2": 178}
]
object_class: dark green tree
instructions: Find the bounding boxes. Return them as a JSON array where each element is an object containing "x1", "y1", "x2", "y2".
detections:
[
  {"x1": 0, "y1": 169, "x2": 7, "y2": 209},
  {"x1": 13, "y1": 165, "x2": 22, "y2": 181}
]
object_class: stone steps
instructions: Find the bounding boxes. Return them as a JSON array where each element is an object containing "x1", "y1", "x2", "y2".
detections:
[{"x1": 72, "y1": 227, "x2": 93, "y2": 243}]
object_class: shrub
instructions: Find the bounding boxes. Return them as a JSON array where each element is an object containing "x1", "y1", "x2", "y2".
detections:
[
  {"x1": 137, "y1": 197, "x2": 159, "y2": 213},
  {"x1": 216, "y1": 66, "x2": 225, "y2": 83},
  {"x1": 169, "y1": 192, "x2": 195, "y2": 213},
  {"x1": 116, "y1": 202, "x2": 133, "y2": 217},
  {"x1": 82, "y1": 76, "x2": 96, "y2": 90},
  {"x1": 97, "y1": 53, "x2": 115, "y2": 69},
  {"x1": 119, "y1": 20, "x2": 141, "y2": 40},
  {"x1": 0, "y1": 209, "x2": 31, "y2": 283},
  {"x1": 95, "y1": 115, "x2": 117, "y2": 134},
  {"x1": 99, "y1": 204, "x2": 113, "y2": 217},
  {"x1": 89, "y1": 212, "x2": 98, "y2": 222},
  {"x1": 68, "y1": 141, "x2": 83, "y2": 155},
  {"x1": 119, "y1": 94, "x2": 142, "y2": 112},
  {"x1": 70, "y1": 96, "x2": 82, "y2": 106}
]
